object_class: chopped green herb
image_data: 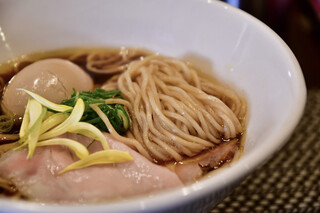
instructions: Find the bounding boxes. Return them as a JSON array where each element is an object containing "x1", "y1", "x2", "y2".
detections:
[
  {"x1": 61, "y1": 89, "x2": 130, "y2": 134},
  {"x1": 16, "y1": 88, "x2": 133, "y2": 174}
]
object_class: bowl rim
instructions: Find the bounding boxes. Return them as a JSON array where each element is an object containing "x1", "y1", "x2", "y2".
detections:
[{"x1": 0, "y1": 0, "x2": 307, "y2": 212}]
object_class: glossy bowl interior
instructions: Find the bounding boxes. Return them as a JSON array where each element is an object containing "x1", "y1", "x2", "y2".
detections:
[{"x1": 0, "y1": 0, "x2": 306, "y2": 212}]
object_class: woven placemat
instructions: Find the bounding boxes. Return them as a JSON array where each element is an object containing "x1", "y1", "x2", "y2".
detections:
[{"x1": 212, "y1": 89, "x2": 320, "y2": 212}]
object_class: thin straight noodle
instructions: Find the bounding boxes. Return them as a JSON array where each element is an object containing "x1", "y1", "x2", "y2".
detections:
[
  {"x1": 87, "y1": 54, "x2": 125, "y2": 74},
  {"x1": 159, "y1": 75, "x2": 236, "y2": 118},
  {"x1": 200, "y1": 78, "x2": 245, "y2": 118},
  {"x1": 167, "y1": 58, "x2": 201, "y2": 87},
  {"x1": 149, "y1": 135, "x2": 183, "y2": 161},
  {"x1": 104, "y1": 99, "x2": 132, "y2": 112},
  {"x1": 163, "y1": 111, "x2": 197, "y2": 135},
  {"x1": 86, "y1": 48, "x2": 153, "y2": 75},
  {"x1": 131, "y1": 118, "x2": 144, "y2": 145},
  {"x1": 196, "y1": 110, "x2": 220, "y2": 142},
  {"x1": 181, "y1": 124, "x2": 189, "y2": 134},
  {"x1": 205, "y1": 105, "x2": 223, "y2": 125},
  {"x1": 117, "y1": 62, "x2": 139, "y2": 102},
  {"x1": 152, "y1": 114, "x2": 202, "y2": 157},
  {"x1": 89, "y1": 104, "x2": 152, "y2": 160},
  {"x1": 166, "y1": 86, "x2": 202, "y2": 113},
  {"x1": 159, "y1": 80, "x2": 229, "y2": 139},
  {"x1": 148, "y1": 68, "x2": 163, "y2": 109},
  {"x1": 164, "y1": 105, "x2": 206, "y2": 139},
  {"x1": 139, "y1": 66, "x2": 174, "y2": 161},
  {"x1": 198, "y1": 96, "x2": 242, "y2": 135},
  {"x1": 68, "y1": 52, "x2": 88, "y2": 62},
  {"x1": 166, "y1": 77, "x2": 233, "y2": 118},
  {"x1": 113, "y1": 54, "x2": 245, "y2": 162},
  {"x1": 138, "y1": 69, "x2": 169, "y2": 160},
  {"x1": 150, "y1": 134, "x2": 186, "y2": 157},
  {"x1": 187, "y1": 95, "x2": 221, "y2": 138},
  {"x1": 145, "y1": 108, "x2": 183, "y2": 152},
  {"x1": 132, "y1": 85, "x2": 144, "y2": 128},
  {"x1": 149, "y1": 96, "x2": 213, "y2": 149},
  {"x1": 148, "y1": 91, "x2": 213, "y2": 147},
  {"x1": 155, "y1": 80, "x2": 200, "y2": 121},
  {"x1": 140, "y1": 112, "x2": 168, "y2": 161},
  {"x1": 192, "y1": 89, "x2": 240, "y2": 121},
  {"x1": 130, "y1": 84, "x2": 145, "y2": 144},
  {"x1": 220, "y1": 113, "x2": 237, "y2": 139},
  {"x1": 160, "y1": 94, "x2": 220, "y2": 142},
  {"x1": 162, "y1": 86, "x2": 225, "y2": 136},
  {"x1": 145, "y1": 108, "x2": 182, "y2": 160},
  {"x1": 157, "y1": 75, "x2": 239, "y2": 134}
]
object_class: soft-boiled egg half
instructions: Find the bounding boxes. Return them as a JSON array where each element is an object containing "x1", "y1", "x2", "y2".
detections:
[{"x1": 1, "y1": 58, "x2": 93, "y2": 117}]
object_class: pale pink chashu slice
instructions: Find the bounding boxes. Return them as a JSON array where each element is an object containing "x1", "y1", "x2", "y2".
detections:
[
  {"x1": 0, "y1": 133, "x2": 183, "y2": 203},
  {"x1": 174, "y1": 140, "x2": 239, "y2": 184}
]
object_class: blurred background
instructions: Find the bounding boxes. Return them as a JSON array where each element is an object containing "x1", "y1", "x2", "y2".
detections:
[
  {"x1": 221, "y1": 0, "x2": 320, "y2": 88},
  {"x1": 213, "y1": 0, "x2": 320, "y2": 212}
]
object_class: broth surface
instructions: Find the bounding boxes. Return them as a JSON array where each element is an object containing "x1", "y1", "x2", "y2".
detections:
[{"x1": 0, "y1": 47, "x2": 247, "y2": 201}]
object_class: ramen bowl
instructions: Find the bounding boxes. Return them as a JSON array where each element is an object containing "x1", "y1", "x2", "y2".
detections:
[{"x1": 0, "y1": 0, "x2": 306, "y2": 212}]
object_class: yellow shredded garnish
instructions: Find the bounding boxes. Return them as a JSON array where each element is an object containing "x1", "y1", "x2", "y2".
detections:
[
  {"x1": 39, "y1": 98, "x2": 84, "y2": 140},
  {"x1": 67, "y1": 122, "x2": 109, "y2": 150},
  {"x1": 19, "y1": 99, "x2": 31, "y2": 138},
  {"x1": 15, "y1": 100, "x2": 48, "y2": 158},
  {"x1": 36, "y1": 138, "x2": 89, "y2": 159},
  {"x1": 40, "y1": 113, "x2": 69, "y2": 134},
  {"x1": 15, "y1": 89, "x2": 133, "y2": 174},
  {"x1": 58, "y1": 150, "x2": 133, "y2": 174},
  {"x1": 17, "y1": 88, "x2": 73, "y2": 112},
  {"x1": 26, "y1": 100, "x2": 47, "y2": 159}
]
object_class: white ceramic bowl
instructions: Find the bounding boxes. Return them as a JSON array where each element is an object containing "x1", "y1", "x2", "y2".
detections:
[{"x1": 0, "y1": 0, "x2": 306, "y2": 212}]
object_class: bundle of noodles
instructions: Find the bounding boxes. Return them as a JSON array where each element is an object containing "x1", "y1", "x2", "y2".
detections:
[
  {"x1": 102, "y1": 55, "x2": 246, "y2": 163},
  {"x1": 69, "y1": 48, "x2": 152, "y2": 75}
]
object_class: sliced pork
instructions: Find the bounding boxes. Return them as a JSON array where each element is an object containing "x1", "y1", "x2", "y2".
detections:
[
  {"x1": 173, "y1": 140, "x2": 239, "y2": 184},
  {"x1": 0, "y1": 133, "x2": 183, "y2": 203}
]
